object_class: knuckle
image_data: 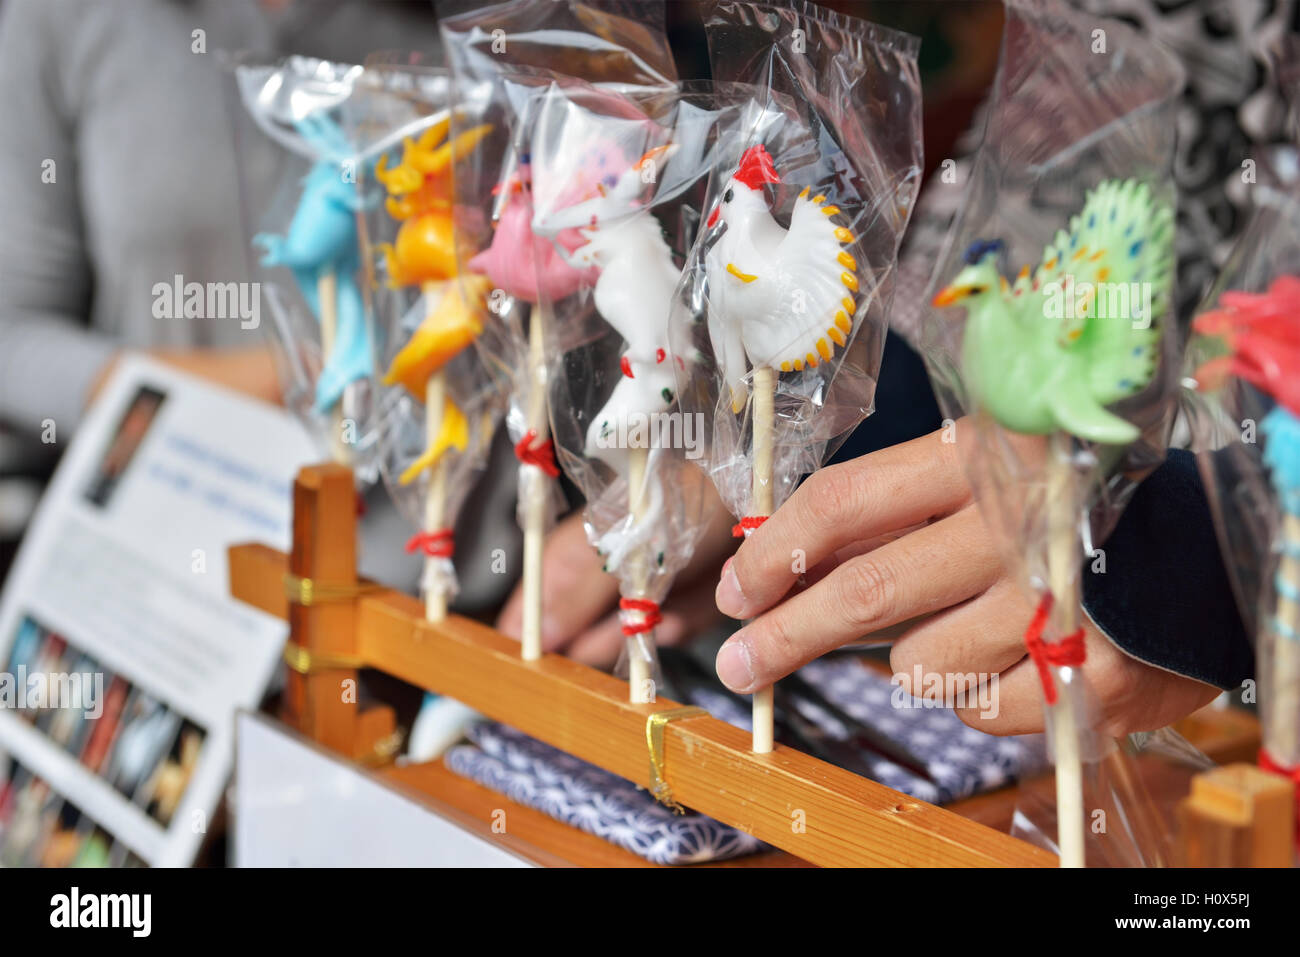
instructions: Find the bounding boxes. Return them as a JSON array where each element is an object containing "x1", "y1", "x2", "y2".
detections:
[
  {"x1": 801, "y1": 461, "x2": 866, "y2": 530},
  {"x1": 838, "y1": 555, "x2": 898, "y2": 629},
  {"x1": 751, "y1": 612, "x2": 800, "y2": 677}
]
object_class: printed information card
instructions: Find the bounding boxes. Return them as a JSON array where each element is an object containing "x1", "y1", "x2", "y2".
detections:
[{"x1": 0, "y1": 355, "x2": 317, "y2": 866}]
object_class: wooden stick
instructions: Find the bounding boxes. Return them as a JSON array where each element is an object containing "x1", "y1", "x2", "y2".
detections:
[
  {"x1": 1046, "y1": 430, "x2": 1085, "y2": 868},
  {"x1": 1268, "y1": 513, "x2": 1300, "y2": 763},
  {"x1": 627, "y1": 444, "x2": 652, "y2": 703},
  {"x1": 751, "y1": 366, "x2": 776, "y2": 753},
  {"x1": 317, "y1": 270, "x2": 349, "y2": 464},
  {"x1": 424, "y1": 371, "x2": 450, "y2": 622},
  {"x1": 417, "y1": 280, "x2": 452, "y2": 624},
  {"x1": 521, "y1": 306, "x2": 546, "y2": 661}
]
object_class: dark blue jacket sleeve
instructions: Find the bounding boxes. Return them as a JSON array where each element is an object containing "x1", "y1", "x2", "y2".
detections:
[
  {"x1": 1080, "y1": 449, "x2": 1254, "y2": 690},
  {"x1": 836, "y1": 332, "x2": 1254, "y2": 690}
]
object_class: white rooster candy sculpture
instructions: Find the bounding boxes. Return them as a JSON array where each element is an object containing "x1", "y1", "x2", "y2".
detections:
[
  {"x1": 705, "y1": 144, "x2": 859, "y2": 412},
  {"x1": 702, "y1": 142, "x2": 859, "y2": 752}
]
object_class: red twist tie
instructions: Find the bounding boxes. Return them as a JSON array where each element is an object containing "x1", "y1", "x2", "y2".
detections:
[
  {"x1": 620, "y1": 597, "x2": 662, "y2": 637},
  {"x1": 406, "y1": 528, "x2": 455, "y2": 559},
  {"x1": 514, "y1": 429, "x2": 559, "y2": 478},
  {"x1": 1023, "y1": 594, "x2": 1087, "y2": 706},
  {"x1": 731, "y1": 515, "x2": 768, "y2": 538},
  {"x1": 1258, "y1": 749, "x2": 1300, "y2": 846}
]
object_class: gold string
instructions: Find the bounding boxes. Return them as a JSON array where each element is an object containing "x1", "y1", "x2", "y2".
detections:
[
  {"x1": 283, "y1": 573, "x2": 378, "y2": 606},
  {"x1": 282, "y1": 643, "x2": 365, "y2": 674},
  {"x1": 645, "y1": 706, "x2": 708, "y2": 814}
]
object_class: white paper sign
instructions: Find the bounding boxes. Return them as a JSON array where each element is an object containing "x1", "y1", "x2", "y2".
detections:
[
  {"x1": 0, "y1": 355, "x2": 317, "y2": 866},
  {"x1": 235, "y1": 711, "x2": 532, "y2": 867}
]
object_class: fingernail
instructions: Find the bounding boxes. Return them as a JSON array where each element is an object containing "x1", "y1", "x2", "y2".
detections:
[
  {"x1": 716, "y1": 562, "x2": 747, "y2": 618},
  {"x1": 715, "y1": 636, "x2": 755, "y2": 693}
]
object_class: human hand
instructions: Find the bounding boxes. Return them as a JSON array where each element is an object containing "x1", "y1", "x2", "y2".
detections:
[
  {"x1": 496, "y1": 496, "x2": 737, "y2": 668},
  {"x1": 712, "y1": 425, "x2": 1219, "y2": 737}
]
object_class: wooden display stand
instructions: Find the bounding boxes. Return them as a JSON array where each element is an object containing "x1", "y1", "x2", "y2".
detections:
[
  {"x1": 1178, "y1": 763, "x2": 1295, "y2": 867},
  {"x1": 229, "y1": 463, "x2": 1283, "y2": 867}
]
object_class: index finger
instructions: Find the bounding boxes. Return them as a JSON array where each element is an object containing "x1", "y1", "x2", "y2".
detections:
[{"x1": 717, "y1": 427, "x2": 972, "y2": 620}]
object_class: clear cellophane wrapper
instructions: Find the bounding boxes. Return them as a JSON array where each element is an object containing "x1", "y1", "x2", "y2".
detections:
[
  {"x1": 354, "y1": 60, "x2": 507, "y2": 608},
  {"x1": 914, "y1": 0, "x2": 1188, "y2": 864},
  {"x1": 439, "y1": 0, "x2": 678, "y2": 539},
  {"x1": 523, "y1": 79, "x2": 784, "y2": 688},
  {"x1": 375, "y1": 349, "x2": 502, "y2": 606},
  {"x1": 1010, "y1": 727, "x2": 1215, "y2": 867},
  {"x1": 667, "y1": 0, "x2": 923, "y2": 522},
  {"x1": 231, "y1": 54, "x2": 394, "y2": 483},
  {"x1": 1187, "y1": 183, "x2": 1300, "y2": 772}
]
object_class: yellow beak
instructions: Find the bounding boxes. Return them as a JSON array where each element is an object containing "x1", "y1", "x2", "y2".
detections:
[
  {"x1": 931, "y1": 285, "x2": 968, "y2": 308},
  {"x1": 726, "y1": 263, "x2": 758, "y2": 284}
]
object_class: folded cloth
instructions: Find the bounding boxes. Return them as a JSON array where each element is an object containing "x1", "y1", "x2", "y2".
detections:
[
  {"x1": 444, "y1": 722, "x2": 766, "y2": 865},
  {"x1": 675, "y1": 658, "x2": 1045, "y2": 805},
  {"x1": 794, "y1": 658, "x2": 1045, "y2": 805}
]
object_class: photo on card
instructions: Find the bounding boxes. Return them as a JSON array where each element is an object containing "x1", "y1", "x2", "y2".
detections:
[
  {"x1": 105, "y1": 688, "x2": 179, "y2": 802},
  {"x1": 84, "y1": 385, "x2": 168, "y2": 509},
  {"x1": 72, "y1": 822, "x2": 114, "y2": 868},
  {"x1": 78, "y1": 674, "x2": 128, "y2": 775},
  {"x1": 140, "y1": 716, "x2": 205, "y2": 827},
  {"x1": 29, "y1": 632, "x2": 70, "y2": 731},
  {"x1": 39, "y1": 798, "x2": 86, "y2": 868},
  {"x1": 0, "y1": 751, "x2": 21, "y2": 830},
  {"x1": 0, "y1": 770, "x2": 56, "y2": 867},
  {"x1": 44, "y1": 651, "x2": 100, "y2": 754}
]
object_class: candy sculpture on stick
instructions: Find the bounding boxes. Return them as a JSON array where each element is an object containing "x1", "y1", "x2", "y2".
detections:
[
  {"x1": 440, "y1": 0, "x2": 679, "y2": 663},
  {"x1": 534, "y1": 127, "x2": 702, "y2": 701},
  {"x1": 255, "y1": 113, "x2": 375, "y2": 462},
  {"x1": 704, "y1": 144, "x2": 860, "y2": 749},
  {"x1": 671, "y1": 1, "x2": 922, "y2": 754},
  {"x1": 374, "y1": 116, "x2": 492, "y2": 621},
  {"x1": 1194, "y1": 276, "x2": 1300, "y2": 833},
  {"x1": 468, "y1": 156, "x2": 594, "y2": 659},
  {"x1": 933, "y1": 180, "x2": 1175, "y2": 867}
]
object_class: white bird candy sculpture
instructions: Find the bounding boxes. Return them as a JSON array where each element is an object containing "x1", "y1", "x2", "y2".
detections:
[
  {"x1": 704, "y1": 144, "x2": 859, "y2": 411},
  {"x1": 538, "y1": 146, "x2": 682, "y2": 571}
]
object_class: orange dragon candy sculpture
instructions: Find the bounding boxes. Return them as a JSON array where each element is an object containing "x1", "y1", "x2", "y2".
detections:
[{"x1": 375, "y1": 116, "x2": 492, "y2": 483}]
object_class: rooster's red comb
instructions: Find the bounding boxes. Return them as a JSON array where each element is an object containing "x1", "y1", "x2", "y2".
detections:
[{"x1": 734, "y1": 145, "x2": 780, "y2": 191}]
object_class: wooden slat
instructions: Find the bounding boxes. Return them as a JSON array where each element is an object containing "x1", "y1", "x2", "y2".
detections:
[{"x1": 229, "y1": 542, "x2": 1054, "y2": 867}]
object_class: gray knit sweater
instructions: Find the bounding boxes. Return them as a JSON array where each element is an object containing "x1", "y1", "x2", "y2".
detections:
[{"x1": 0, "y1": 0, "x2": 441, "y2": 440}]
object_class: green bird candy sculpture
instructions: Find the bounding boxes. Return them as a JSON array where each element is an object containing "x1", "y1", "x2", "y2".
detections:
[
  {"x1": 933, "y1": 178, "x2": 1174, "y2": 868},
  {"x1": 933, "y1": 179, "x2": 1174, "y2": 443}
]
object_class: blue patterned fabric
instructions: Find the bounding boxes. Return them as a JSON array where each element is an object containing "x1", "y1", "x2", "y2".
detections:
[
  {"x1": 796, "y1": 659, "x2": 1045, "y2": 804},
  {"x1": 684, "y1": 659, "x2": 1044, "y2": 805},
  {"x1": 444, "y1": 722, "x2": 766, "y2": 865},
  {"x1": 444, "y1": 658, "x2": 1045, "y2": 863}
]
